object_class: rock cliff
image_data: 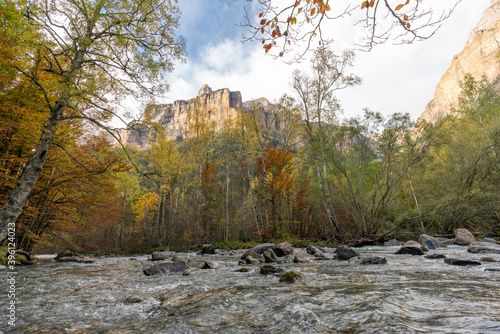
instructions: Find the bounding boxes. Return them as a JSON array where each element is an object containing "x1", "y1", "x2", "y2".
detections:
[
  {"x1": 120, "y1": 85, "x2": 276, "y2": 147},
  {"x1": 417, "y1": 0, "x2": 500, "y2": 124}
]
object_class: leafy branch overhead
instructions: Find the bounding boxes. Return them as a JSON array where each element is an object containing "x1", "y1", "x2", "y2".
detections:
[{"x1": 242, "y1": 0, "x2": 460, "y2": 62}]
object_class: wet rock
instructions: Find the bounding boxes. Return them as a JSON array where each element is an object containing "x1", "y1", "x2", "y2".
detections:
[
  {"x1": 444, "y1": 258, "x2": 481, "y2": 266},
  {"x1": 485, "y1": 268, "x2": 500, "y2": 272},
  {"x1": 306, "y1": 245, "x2": 325, "y2": 257},
  {"x1": 334, "y1": 245, "x2": 360, "y2": 260},
  {"x1": 57, "y1": 256, "x2": 95, "y2": 263},
  {"x1": 142, "y1": 260, "x2": 190, "y2": 276},
  {"x1": 419, "y1": 234, "x2": 443, "y2": 250},
  {"x1": 5, "y1": 249, "x2": 32, "y2": 262},
  {"x1": 122, "y1": 297, "x2": 143, "y2": 304},
  {"x1": 395, "y1": 245, "x2": 425, "y2": 255},
  {"x1": 263, "y1": 249, "x2": 279, "y2": 263},
  {"x1": 201, "y1": 244, "x2": 215, "y2": 255},
  {"x1": 348, "y1": 256, "x2": 387, "y2": 265},
  {"x1": 241, "y1": 243, "x2": 276, "y2": 259},
  {"x1": 201, "y1": 261, "x2": 219, "y2": 269},
  {"x1": 245, "y1": 255, "x2": 262, "y2": 265},
  {"x1": 483, "y1": 238, "x2": 498, "y2": 244},
  {"x1": 425, "y1": 254, "x2": 447, "y2": 259},
  {"x1": 467, "y1": 242, "x2": 500, "y2": 254},
  {"x1": 294, "y1": 253, "x2": 315, "y2": 263},
  {"x1": 277, "y1": 255, "x2": 295, "y2": 264},
  {"x1": 279, "y1": 271, "x2": 303, "y2": 284},
  {"x1": 384, "y1": 239, "x2": 402, "y2": 247},
  {"x1": 454, "y1": 228, "x2": 476, "y2": 246},
  {"x1": 152, "y1": 251, "x2": 174, "y2": 261},
  {"x1": 260, "y1": 265, "x2": 287, "y2": 276},
  {"x1": 232, "y1": 266, "x2": 254, "y2": 273},
  {"x1": 479, "y1": 257, "x2": 498, "y2": 263},
  {"x1": 274, "y1": 242, "x2": 294, "y2": 257},
  {"x1": 55, "y1": 250, "x2": 82, "y2": 260}
]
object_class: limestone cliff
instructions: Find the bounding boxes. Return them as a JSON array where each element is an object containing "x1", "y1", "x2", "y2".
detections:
[
  {"x1": 417, "y1": 0, "x2": 500, "y2": 124},
  {"x1": 120, "y1": 85, "x2": 276, "y2": 147}
]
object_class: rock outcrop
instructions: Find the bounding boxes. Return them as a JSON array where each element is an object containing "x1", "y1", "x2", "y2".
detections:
[
  {"x1": 120, "y1": 85, "x2": 280, "y2": 147},
  {"x1": 417, "y1": 0, "x2": 500, "y2": 124}
]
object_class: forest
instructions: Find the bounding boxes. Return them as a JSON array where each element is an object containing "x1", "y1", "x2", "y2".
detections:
[{"x1": 1, "y1": 0, "x2": 499, "y2": 254}]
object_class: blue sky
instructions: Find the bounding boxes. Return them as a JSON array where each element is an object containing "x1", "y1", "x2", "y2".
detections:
[{"x1": 148, "y1": 0, "x2": 491, "y2": 122}]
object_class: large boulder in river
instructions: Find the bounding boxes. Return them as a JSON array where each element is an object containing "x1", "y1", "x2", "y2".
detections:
[
  {"x1": 306, "y1": 245, "x2": 326, "y2": 257},
  {"x1": 274, "y1": 242, "x2": 294, "y2": 257},
  {"x1": 241, "y1": 243, "x2": 275, "y2": 259},
  {"x1": 454, "y1": 228, "x2": 476, "y2": 246},
  {"x1": 201, "y1": 244, "x2": 215, "y2": 255},
  {"x1": 142, "y1": 260, "x2": 190, "y2": 276},
  {"x1": 263, "y1": 249, "x2": 278, "y2": 263},
  {"x1": 294, "y1": 252, "x2": 315, "y2": 263},
  {"x1": 467, "y1": 242, "x2": 500, "y2": 254},
  {"x1": 334, "y1": 245, "x2": 360, "y2": 260},
  {"x1": 419, "y1": 234, "x2": 443, "y2": 250},
  {"x1": 395, "y1": 241, "x2": 426, "y2": 255},
  {"x1": 260, "y1": 265, "x2": 286, "y2": 276}
]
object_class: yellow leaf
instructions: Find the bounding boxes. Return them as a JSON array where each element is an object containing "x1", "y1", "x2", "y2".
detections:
[
  {"x1": 306, "y1": 0, "x2": 311, "y2": 3},
  {"x1": 298, "y1": 7, "x2": 303, "y2": 13},
  {"x1": 361, "y1": 1, "x2": 368, "y2": 9},
  {"x1": 395, "y1": 4, "x2": 404, "y2": 10},
  {"x1": 311, "y1": 7, "x2": 316, "y2": 15},
  {"x1": 403, "y1": 14, "x2": 408, "y2": 21},
  {"x1": 325, "y1": 4, "x2": 331, "y2": 11},
  {"x1": 271, "y1": 22, "x2": 275, "y2": 28}
]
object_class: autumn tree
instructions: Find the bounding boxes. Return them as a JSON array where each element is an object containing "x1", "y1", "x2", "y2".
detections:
[
  {"x1": 243, "y1": 0, "x2": 459, "y2": 61},
  {"x1": 0, "y1": 0, "x2": 185, "y2": 242}
]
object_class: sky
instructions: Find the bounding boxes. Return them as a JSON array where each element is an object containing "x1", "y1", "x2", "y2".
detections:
[{"x1": 146, "y1": 0, "x2": 491, "y2": 122}]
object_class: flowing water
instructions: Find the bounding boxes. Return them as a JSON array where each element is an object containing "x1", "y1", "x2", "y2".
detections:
[{"x1": 1, "y1": 245, "x2": 500, "y2": 333}]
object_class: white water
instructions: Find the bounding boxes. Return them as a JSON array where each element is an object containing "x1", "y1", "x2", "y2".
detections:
[{"x1": 1, "y1": 246, "x2": 500, "y2": 333}]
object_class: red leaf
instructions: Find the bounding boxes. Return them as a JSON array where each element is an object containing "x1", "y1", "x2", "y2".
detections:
[
  {"x1": 259, "y1": 12, "x2": 264, "y2": 18},
  {"x1": 260, "y1": 19, "x2": 266, "y2": 25}
]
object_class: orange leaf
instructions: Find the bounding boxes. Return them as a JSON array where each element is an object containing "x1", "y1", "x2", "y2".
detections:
[
  {"x1": 320, "y1": 6, "x2": 325, "y2": 14},
  {"x1": 298, "y1": 7, "x2": 303, "y2": 13},
  {"x1": 405, "y1": 0, "x2": 409, "y2": 4},
  {"x1": 260, "y1": 19, "x2": 266, "y2": 25},
  {"x1": 311, "y1": 7, "x2": 316, "y2": 15},
  {"x1": 272, "y1": 30, "x2": 276, "y2": 37},
  {"x1": 279, "y1": 52, "x2": 284, "y2": 57},
  {"x1": 369, "y1": 0, "x2": 375, "y2": 7},
  {"x1": 406, "y1": 22, "x2": 411, "y2": 28},
  {"x1": 295, "y1": 0, "x2": 301, "y2": 7},
  {"x1": 273, "y1": 41, "x2": 276, "y2": 45},
  {"x1": 261, "y1": 27, "x2": 264, "y2": 33},
  {"x1": 361, "y1": 1, "x2": 368, "y2": 9},
  {"x1": 277, "y1": 29, "x2": 282, "y2": 37},
  {"x1": 306, "y1": 0, "x2": 310, "y2": 3},
  {"x1": 275, "y1": 17, "x2": 278, "y2": 22},
  {"x1": 262, "y1": 40, "x2": 265, "y2": 44},
  {"x1": 259, "y1": 12, "x2": 264, "y2": 18},
  {"x1": 395, "y1": 4, "x2": 404, "y2": 10},
  {"x1": 403, "y1": 14, "x2": 408, "y2": 20}
]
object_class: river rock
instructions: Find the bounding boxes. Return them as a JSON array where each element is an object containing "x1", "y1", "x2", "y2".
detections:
[
  {"x1": 241, "y1": 243, "x2": 275, "y2": 259},
  {"x1": 57, "y1": 256, "x2": 95, "y2": 263},
  {"x1": 294, "y1": 253, "x2": 315, "y2": 263},
  {"x1": 348, "y1": 256, "x2": 387, "y2": 265},
  {"x1": 232, "y1": 266, "x2": 254, "y2": 273},
  {"x1": 419, "y1": 234, "x2": 443, "y2": 250},
  {"x1": 454, "y1": 228, "x2": 476, "y2": 246},
  {"x1": 274, "y1": 242, "x2": 294, "y2": 257},
  {"x1": 55, "y1": 250, "x2": 82, "y2": 260},
  {"x1": 260, "y1": 265, "x2": 287, "y2": 276},
  {"x1": 152, "y1": 251, "x2": 173, "y2": 261},
  {"x1": 306, "y1": 245, "x2": 325, "y2": 256},
  {"x1": 201, "y1": 261, "x2": 219, "y2": 269},
  {"x1": 425, "y1": 254, "x2": 447, "y2": 259},
  {"x1": 263, "y1": 249, "x2": 278, "y2": 263},
  {"x1": 444, "y1": 258, "x2": 481, "y2": 266},
  {"x1": 479, "y1": 257, "x2": 498, "y2": 263},
  {"x1": 5, "y1": 249, "x2": 32, "y2": 262},
  {"x1": 467, "y1": 242, "x2": 500, "y2": 254},
  {"x1": 334, "y1": 245, "x2": 360, "y2": 260},
  {"x1": 384, "y1": 239, "x2": 402, "y2": 247},
  {"x1": 201, "y1": 244, "x2": 215, "y2": 255},
  {"x1": 395, "y1": 245, "x2": 425, "y2": 255},
  {"x1": 435, "y1": 237, "x2": 455, "y2": 246},
  {"x1": 279, "y1": 271, "x2": 302, "y2": 284},
  {"x1": 483, "y1": 238, "x2": 498, "y2": 243},
  {"x1": 485, "y1": 268, "x2": 500, "y2": 272},
  {"x1": 142, "y1": 260, "x2": 190, "y2": 276}
]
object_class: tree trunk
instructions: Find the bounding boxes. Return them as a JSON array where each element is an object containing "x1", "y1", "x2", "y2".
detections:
[{"x1": 0, "y1": 101, "x2": 64, "y2": 242}]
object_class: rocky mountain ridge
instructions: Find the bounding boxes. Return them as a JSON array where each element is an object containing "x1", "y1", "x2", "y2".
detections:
[{"x1": 417, "y1": 0, "x2": 500, "y2": 124}]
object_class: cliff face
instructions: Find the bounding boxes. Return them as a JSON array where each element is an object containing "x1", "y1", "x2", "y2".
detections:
[
  {"x1": 417, "y1": 0, "x2": 500, "y2": 124},
  {"x1": 120, "y1": 85, "x2": 275, "y2": 147}
]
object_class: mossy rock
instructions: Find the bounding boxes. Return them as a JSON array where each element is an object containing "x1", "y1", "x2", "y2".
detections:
[{"x1": 279, "y1": 271, "x2": 302, "y2": 284}]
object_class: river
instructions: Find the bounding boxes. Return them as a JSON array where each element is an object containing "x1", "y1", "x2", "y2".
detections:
[{"x1": 1, "y1": 245, "x2": 499, "y2": 333}]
